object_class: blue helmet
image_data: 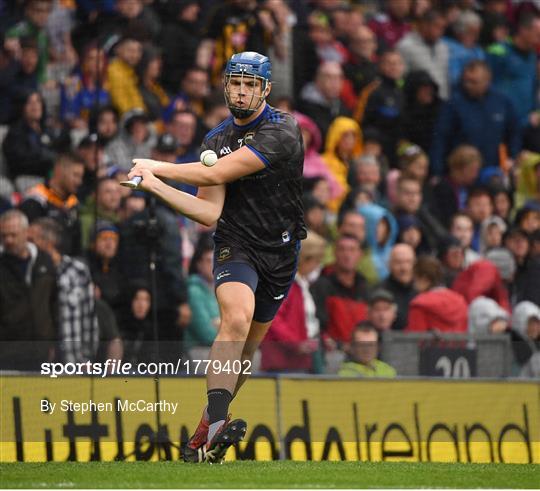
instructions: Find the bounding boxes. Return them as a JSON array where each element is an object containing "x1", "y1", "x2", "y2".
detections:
[
  {"x1": 225, "y1": 51, "x2": 272, "y2": 81},
  {"x1": 224, "y1": 52, "x2": 272, "y2": 119}
]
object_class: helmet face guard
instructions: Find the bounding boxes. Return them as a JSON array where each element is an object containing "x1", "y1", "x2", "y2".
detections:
[
  {"x1": 223, "y1": 51, "x2": 272, "y2": 120},
  {"x1": 223, "y1": 71, "x2": 268, "y2": 120}
]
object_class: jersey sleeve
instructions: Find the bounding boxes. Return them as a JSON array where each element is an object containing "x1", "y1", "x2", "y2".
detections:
[{"x1": 245, "y1": 118, "x2": 302, "y2": 169}]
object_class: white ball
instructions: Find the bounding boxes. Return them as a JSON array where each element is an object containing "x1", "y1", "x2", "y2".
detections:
[{"x1": 200, "y1": 150, "x2": 218, "y2": 167}]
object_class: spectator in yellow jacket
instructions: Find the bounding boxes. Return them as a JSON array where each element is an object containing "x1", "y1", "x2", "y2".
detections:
[
  {"x1": 106, "y1": 36, "x2": 144, "y2": 116},
  {"x1": 322, "y1": 116, "x2": 362, "y2": 213}
]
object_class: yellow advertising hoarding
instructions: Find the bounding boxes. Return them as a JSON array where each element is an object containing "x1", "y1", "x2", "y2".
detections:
[{"x1": 0, "y1": 376, "x2": 538, "y2": 463}]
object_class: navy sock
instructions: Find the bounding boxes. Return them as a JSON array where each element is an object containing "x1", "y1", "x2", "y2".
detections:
[{"x1": 207, "y1": 388, "x2": 233, "y2": 425}]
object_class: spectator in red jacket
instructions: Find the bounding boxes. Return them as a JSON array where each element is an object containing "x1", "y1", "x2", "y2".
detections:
[
  {"x1": 452, "y1": 259, "x2": 511, "y2": 312},
  {"x1": 261, "y1": 231, "x2": 327, "y2": 373},
  {"x1": 406, "y1": 255, "x2": 468, "y2": 332},
  {"x1": 311, "y1": 233, "x2": 369, "y2": 345},
  {"x1": 368, "y1": 0, "x2": 412, "y2": 49}
]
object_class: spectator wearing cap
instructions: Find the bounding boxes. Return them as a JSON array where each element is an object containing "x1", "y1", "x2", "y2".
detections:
[
  {"x1": 105, "y1": 108, "x2": 155, "y2": 171},
  {"x1": 338, "y1": 322, "x2": 397, "y2": 378},
  {"x1": 28, "y1": 217, "x2": 99, "y2": 364},
  {"x1": 398, "y1": 9, "x2": 450, "y2": 100},
  {"x1": 428, "y1": 145, "x2": 482, "y2": 229},
  {"x1": 106, "y1": 36, "x2": 144, "y2": 116},
  {"x1": 76, "y1": 134, "x2": 107, "y2": 203},
  {"x1": 377, "y1": 244, "x2": 416, "y2": 330},
  {"x1": 20, "y1": 152, "x2": 84, "y2": 256},
  {"x1": 430, "y1": 60, "x2": 520, "y2": 176},
  {"x1": 262, "y1": 231, "x2": 327, "y2": 373},
  {"x1": 401, "y1": 70, "x2": 441, "y2": 154},
  {"x1": 504, "y1": 227, "x2": 540, "y2": 306},
  {"x1": 80, "y1": 177, "x2": 122, "y2": 250},
  {"x1": 299, "y1": 61, "x2": 351, "y2": 141},
  {"x1": 0, "y1": 209, "x2": 57, "y2": 370},
  {"x1": 450, "y1": 212, "x2": 481, "y2": 267},
  {"x1": 487, "y1": 13, "x2": 540, "y2": 128},
  {"x1": 367, "y1": 289, "x2": 397, "y2": 332},
  {"x1": 406, "y1": 255, "x2": 468, "y2": 333},
  {"x1": 87, "y1": 220, "x2": 123, "y2": 313}
]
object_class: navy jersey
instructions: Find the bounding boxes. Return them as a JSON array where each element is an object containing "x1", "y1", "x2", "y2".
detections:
[{"x1": 202, "y1": 105, "x2": 306, "y2": 249}]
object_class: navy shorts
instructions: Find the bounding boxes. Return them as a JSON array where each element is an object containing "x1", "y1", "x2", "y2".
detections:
[{"x1": 213, "y1": 238, "x2": 301, "y2": 323}]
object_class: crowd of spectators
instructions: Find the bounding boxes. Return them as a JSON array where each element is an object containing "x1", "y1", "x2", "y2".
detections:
[{"x1": 0, "y1": 0, "x2": 539, "y2": 379}]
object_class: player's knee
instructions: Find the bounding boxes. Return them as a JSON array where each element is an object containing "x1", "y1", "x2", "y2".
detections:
[{"x1": 220, "y1": 309, "x2": 252, "y2": 340}]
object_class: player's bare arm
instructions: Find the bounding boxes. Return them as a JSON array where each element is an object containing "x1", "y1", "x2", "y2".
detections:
[
  {"x1": 135, "y1": 168, "x2": 225, "y2": 226},
  {"x1": 128, "y1": 145, "x2": 266, "y2": 187}
]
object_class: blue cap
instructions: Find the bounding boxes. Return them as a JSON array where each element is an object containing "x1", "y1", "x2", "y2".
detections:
[{"x1": 225, "y1": 51, "x2": 271, "y2": 82}]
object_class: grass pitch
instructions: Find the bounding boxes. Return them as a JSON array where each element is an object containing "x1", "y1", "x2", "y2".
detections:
[{"x1": 1, "y1": 461, "x2": 539, "y2": 488}]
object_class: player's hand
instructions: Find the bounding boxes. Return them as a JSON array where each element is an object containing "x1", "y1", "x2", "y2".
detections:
[
  {"x1": 128, "y1": 158, "x2": 161, "y2": 180},
  {"x1": 133, "y1": 168, "x2": 161, "y2": 192}
]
